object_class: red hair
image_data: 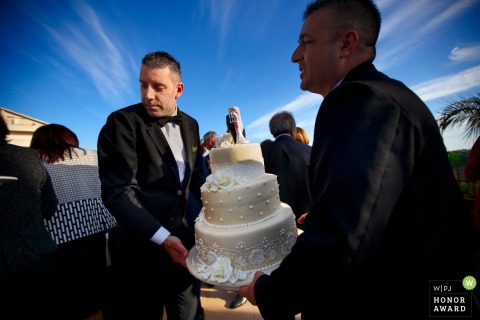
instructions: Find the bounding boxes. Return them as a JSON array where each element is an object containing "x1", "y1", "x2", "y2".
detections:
[{"x1": 30, "y1": 124, "x2": 83, "y2": 163}]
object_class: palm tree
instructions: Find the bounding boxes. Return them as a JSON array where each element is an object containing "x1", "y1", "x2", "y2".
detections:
[{"x1": 437, "y1": 92, "x2": 480, "y2": 143}]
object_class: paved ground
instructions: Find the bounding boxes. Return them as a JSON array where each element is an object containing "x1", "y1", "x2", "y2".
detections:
[
  {"x1": 193, "y1": 282, "x2": 302, "y2": 320},
  {"x1": 197, "y1": 283, "x2": 264, "y2": 320}
]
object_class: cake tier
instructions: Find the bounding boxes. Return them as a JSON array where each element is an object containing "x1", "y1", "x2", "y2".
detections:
[
  {"x1": 209, "y1": 143, "x2": 265, "y2": 180},
  {"x1": 210, "y1": 142, "x2": 264, "y2": 167},
  {"x1": 191, "y1": 204, "x2": 297, "y2": 285},
  {"x1": 200, "y1": 174, "x2": 281, "y2": 226}
]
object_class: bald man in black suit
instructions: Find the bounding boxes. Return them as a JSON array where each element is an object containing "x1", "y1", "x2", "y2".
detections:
[{"x1": 262, "y1": 111, "x2": 312, "y2": 230}]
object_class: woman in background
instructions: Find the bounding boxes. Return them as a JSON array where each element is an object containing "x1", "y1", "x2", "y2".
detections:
[
  {"x1": 31, "y1": 124, "x2": 116, "y2": 320},
  {"x1": 0, "y1": 115, "x2": 58, "y2": 319},
  {"x1": 295, "y1": 127, "x2": 310, "y2": 145}
]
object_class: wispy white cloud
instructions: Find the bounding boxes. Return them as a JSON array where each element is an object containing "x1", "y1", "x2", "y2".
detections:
[
  {"x1": 418, "y1": 0, "x2": 475, "y2": 35},
  {"x1": 449, "y1": 45, "x2": 480, "y2": 62},
  {"x1": 375, "y1": 0, "x2": 478, "y2": 71},
  {"x1": 375, "y1": 0, "x2": 436, "y2": 70},
  {"x1": 201, "y1": 0, "x2": 281, "y2": 64},
  {"x1": 42, "y1": 2, "x2": 135, "y2": 105},
  {"x1": 201, "y1": 0, "x2": 235, "y2": 60},
  {"x1": 374, "y1": 0, "x2": 397, "y2": 11},
  {"x1": 411, "y1": 65, "x2": 480, "y2": 101}
]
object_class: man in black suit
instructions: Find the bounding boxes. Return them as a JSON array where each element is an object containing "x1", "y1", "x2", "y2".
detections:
[
  {"x1": 240, "y1": 1, "x2": 480, "y2": 319},
  {"x1": 262, "y1": 110, "x2": 312, "y2": 230},
  {"x1": 98, "y1": 51, "x2": 206, "y2": 320}
]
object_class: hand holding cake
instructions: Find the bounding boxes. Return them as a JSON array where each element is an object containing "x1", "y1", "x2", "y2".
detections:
[{"x1": 162, "y1": 234, "x2": 189, "y2": 268}]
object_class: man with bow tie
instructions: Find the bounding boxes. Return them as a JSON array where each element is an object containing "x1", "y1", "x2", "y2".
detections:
[{"x1": 98, "y1": 51, "x2": 206, "y2": 320}]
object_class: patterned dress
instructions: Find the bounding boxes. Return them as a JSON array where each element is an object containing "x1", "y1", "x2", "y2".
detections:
[{"x1": 43, "y1": 148, "x2": 116, "y2": 243}]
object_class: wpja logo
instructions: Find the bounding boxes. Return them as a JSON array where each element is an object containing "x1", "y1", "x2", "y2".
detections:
[{"x1": 430, "y1": 276, "x2": 477, "y2": 317}]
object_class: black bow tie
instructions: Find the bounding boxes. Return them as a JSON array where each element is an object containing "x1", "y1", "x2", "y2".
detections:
[{"x1": 157, "y1": 115, "x2": 183, "y2": 127}]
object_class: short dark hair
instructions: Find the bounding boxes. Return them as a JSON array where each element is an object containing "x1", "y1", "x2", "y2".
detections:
[
  {"x1": 304, "y1": 0, "x2": 381, "y2": 51},
  {"x1": 142, "y1": 51, "x2": 182, "y2": 82},
  {"x1": 203, "y1": 131, "x2": 218, "y2": 141},
  {"x1": 269, "y1": 111, "x2": 296, "y2": 138}
]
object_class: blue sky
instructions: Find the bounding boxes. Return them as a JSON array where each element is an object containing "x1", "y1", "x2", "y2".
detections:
[{"x1": 1, "y1": 0, "x2": 480, "y2": 151}]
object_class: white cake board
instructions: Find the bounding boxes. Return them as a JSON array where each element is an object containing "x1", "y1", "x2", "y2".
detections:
[
  {"x1": 187, "y1": 247, "x2": 276, "y2": 292},
  {"x1": 0, "y1": 176, "x2": 18, "y2": 184}
]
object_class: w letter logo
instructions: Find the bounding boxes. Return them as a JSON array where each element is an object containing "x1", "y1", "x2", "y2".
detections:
[{"x1": 462, "y1": 276, "x2": 477, "y2": 290}]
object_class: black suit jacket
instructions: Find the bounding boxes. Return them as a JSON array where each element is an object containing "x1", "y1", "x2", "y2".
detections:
[
  {"x1": 255, "y1": 63, "x2": 480, "y2": 319},
  {"x1": 0, "y1": 144, "x2": 58, "y2": 277},
  {"x1": 97, "y1": 104, "x2": 206, "y2": 251},
  {"x1": 262, "y1": 135, "x2": 312, "y2": 225}
]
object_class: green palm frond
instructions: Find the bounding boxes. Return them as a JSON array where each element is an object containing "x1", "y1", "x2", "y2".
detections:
[{"x1": 437, "y1": 92, "x2": 480, "y2": 142}]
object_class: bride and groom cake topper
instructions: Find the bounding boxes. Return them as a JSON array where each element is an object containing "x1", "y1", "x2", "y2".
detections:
[{"x1": 227, "y1": 106, "x2": 248, "y2": 144}]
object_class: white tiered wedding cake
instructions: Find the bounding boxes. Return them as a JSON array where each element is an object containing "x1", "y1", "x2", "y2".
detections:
[{"x1": 187, "y1": 108, "x2": 298, "y2": 289}]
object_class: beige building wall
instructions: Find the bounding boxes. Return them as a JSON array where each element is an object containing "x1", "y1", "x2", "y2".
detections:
[{"x1": 0, "y1": 107, "x2": 49, "y2": 147}]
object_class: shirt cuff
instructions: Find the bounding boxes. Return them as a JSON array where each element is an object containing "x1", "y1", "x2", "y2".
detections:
[{"x1": 150, "y1": 227, "x2": 170, "y2": 245}]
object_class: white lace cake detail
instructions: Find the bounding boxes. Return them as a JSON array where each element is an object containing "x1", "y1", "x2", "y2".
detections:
[
  {"x1": 205, "y1": 162, "x2": 265, "y2": 191},
  {"x1": 193, "y1": 227, "x2": 297, "y2": 284},
  {"x1": 195, "y1": 207, "x2": 279, "y2": 228}
]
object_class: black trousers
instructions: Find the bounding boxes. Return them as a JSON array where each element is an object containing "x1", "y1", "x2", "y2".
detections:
[{"x1": 103, "y1": 228, "x2": 201, "y2": 320}]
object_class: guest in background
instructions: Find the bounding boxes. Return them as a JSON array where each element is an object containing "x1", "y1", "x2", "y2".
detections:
[
  {"x1": 262, "y1": 111, "x2": 312, "y2": 230},
  {"x1": 260, "y1": 138, "x2": 273, "y2": 156},
  {"x1": 31, "y1": 123, "x2": 117, "y2": 320},
  {"x1": 465, "y1": 136, "x2": 480, "y2": 235},
  {"x1": 0, "y1": 115, "x2": 58, "y2": 319},
  {"x1": 97, "y1": 51, "x2": 206, "y2": 320},
  {"x1": 203, "y1": 130, "x2": 218, "y2": 174},
  {"x1": 261, "y1": 138, "x2": 273, "y2": 145},
  {"x1": 295, "y1": 126, "x2": 310, "y2": 145},
  {"x1": 240, "y1": 1, "x2": 479, "y2": 318}
]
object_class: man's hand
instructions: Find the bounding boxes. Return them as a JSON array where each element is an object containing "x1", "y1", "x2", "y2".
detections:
[
  {"x1": 238, "y1": 271, "x2": 265, "y2": 306},
  {"x1": 162, "y1": 235, "x2": 188, "y2": 268}
]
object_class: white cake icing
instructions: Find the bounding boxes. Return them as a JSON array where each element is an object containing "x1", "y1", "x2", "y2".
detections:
[
  {"x1": 201, "y1": 174, "x2": 282, "y2": 226},
  {"x1": 188, "y1": 143, "x2": 298, "y2": 287}
]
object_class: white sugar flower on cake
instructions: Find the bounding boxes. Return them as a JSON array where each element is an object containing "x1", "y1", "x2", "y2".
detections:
[
  {"x1": 204, "y1": 169, "x2": 239, "y2": 191},
  {"x1": 197, "y1": 256, "x2": 247, "y2": 284},
  {"x1": 217, "y1": 132, "x2": 234, "y2": 148}
]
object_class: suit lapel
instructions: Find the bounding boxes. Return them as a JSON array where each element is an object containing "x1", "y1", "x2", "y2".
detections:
[{"x1": 180, "y1": 114, "x2": 194, "y2": 188}]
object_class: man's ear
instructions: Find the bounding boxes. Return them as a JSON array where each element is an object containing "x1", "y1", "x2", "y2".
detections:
[
  {"x1": 175, "y1": 82, "x2": 184, "y2": 99},
  {"x1": 339, "y1": 29, "x2": 359, "y2": 58}
]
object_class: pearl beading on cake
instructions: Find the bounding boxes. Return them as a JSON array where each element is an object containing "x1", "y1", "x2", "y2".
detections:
[
  {"x1": 196, "y1": 208, "x2": 280, "y2": 229},
  {"x1": 200, "y1": 175, "x2": 282, "y2": 226}
]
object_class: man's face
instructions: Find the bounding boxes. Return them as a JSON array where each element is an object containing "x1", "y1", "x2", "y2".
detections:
[
  {"x1": 140, "y1": 65, "x2": 184, "y2": 117},
  {"x1": 204, "y1": 137, "x2": 216, "y2": 150},
  {"x1": 291, "y1": 9, "x2": 341, "y2": 96}
]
